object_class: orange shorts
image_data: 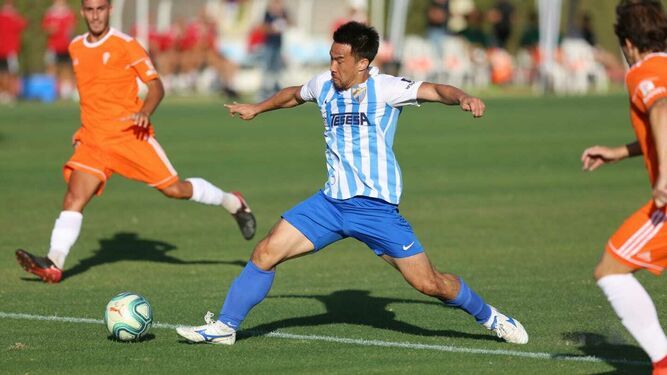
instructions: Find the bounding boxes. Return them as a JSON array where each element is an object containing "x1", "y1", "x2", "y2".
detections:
[
  {"x1": 605, "y1": 200, "x2": 667, "y2": 275},
  {"x1": 63, "y1": 134, "x2": 178, "y2": 195}
]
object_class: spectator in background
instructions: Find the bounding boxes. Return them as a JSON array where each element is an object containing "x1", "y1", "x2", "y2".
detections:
[
  {"x1": 425, "y1": 0, "x2": 449, "y2": 75},
  {"x1": 331, "y1": 0, "x2": 368, "y2": 33},
  {"x1": 42, "y1": 0, "x2": 76, "y2": 100},
  {"x1": 576, "y1": 11, "x2": 625, "y2": 83},
  {"x1": 458, "y1": 8, "x2": 488, "y2": 48},
  {"x1": 579, "y1": 12, "x2": 596, "y2": 46},
  {"x1": 178, "y1": 11, "x2": 238, "y2": 97},
  {"x1": 258, "y1": 0, "x2": 289, "y2": 100},
  {"x1": 0, "y1": 0, "x2": 26, "y2": 105},
  {"x1": 516, "y1": 11, "x2": 540, "y2": 86},
  {"x1": 487, "y1": 0, "x2": 514, "y2": 49}
]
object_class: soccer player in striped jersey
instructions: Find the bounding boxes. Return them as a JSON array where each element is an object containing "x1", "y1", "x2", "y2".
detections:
[
  {"x1": 15, "y1": 0, "x2": 256, "y2": 284},
  {"x1": 581, "y1": 1, "x2": 667, "y2": 373},
  {"x1": 177, "y1": 21, "x2": 528, "y2": 345}
]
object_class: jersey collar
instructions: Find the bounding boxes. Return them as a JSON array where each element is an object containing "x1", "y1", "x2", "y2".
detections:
[{"x1": 83, "y1": 27, "x2": 115, "y2": 48}]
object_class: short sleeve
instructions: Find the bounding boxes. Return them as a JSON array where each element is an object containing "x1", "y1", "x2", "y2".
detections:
[
  {"x1": 126, "y1": 39, "x2": 159, "y2": 83},
  {"x1": 299, "y1": 73, "x2": 325, "y2": 103},
  {"x1": 633, "y1": 76, "x2": 667, "y2": 112},
  {"x1": 381, "y1": 75, "x2": 423, "y2": 107}
]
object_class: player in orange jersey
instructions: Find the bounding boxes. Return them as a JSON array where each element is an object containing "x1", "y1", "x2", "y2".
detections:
[
  {"x1": 15, "y1": 0, "x2": 256, "y2": 284},
  {"x1": 581, "y1": 1, "x2": 667, "y2": 373}
]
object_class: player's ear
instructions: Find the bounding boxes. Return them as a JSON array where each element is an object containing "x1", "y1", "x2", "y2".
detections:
[
  {"x1": 357, "y1": 57, "x2": 369, "y2": 72},
  {"x1": 624, "y1": 38, "x2": 633, "y2": 51}
]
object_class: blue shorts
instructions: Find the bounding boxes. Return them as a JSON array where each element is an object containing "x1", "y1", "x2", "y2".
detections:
[{"x1": 282, "y1": 191, "x2": 424, "y2": 258}]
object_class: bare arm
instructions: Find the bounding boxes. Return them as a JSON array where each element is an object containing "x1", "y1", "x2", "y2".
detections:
[
  {"x1": 649, "y1": 98, "x2": 667, "y2": 206},
  {"x1": 581, "y1": 141, "x2": 641, "y2": 171},
  {"x1": 416, "y1": 82, "x2": 485, "y2": 118},
  {"x1": 225, "y1": 86, "x2": 305, "y2": 120},
  {"x1": 132, "y1": 78, "x2": 165, "y2": 128}
]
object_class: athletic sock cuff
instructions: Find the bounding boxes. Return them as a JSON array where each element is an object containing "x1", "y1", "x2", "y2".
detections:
[{"x1": 246, "y1": 260, "x2": 275, "y2": 275}]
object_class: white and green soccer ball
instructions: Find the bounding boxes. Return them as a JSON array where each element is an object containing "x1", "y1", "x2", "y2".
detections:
[{"x1": 104, "y1": 292, "x2": 153, "y2": 341}]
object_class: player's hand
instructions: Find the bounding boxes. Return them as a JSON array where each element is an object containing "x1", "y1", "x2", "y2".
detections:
[
  {"x1": 130, "y1": 112, "x2": 151, "y2": 129},
  {"x1": 581, "y1": 145, "x2": 627, "y2": 171},
  {"x1": 653, "y1": 174, "x2": 667, "y2": 208},
  {"x1": 459, "y1": 95, "x2": 485, "y2": 118},
  {"x1": 224, "y1": 102, "x2": 258, "y2": 121}
]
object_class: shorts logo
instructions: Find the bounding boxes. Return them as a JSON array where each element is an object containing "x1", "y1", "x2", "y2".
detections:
[
  {"x1": 402, "y1": 241, "x2": 415, "y2": 251},
  {"x1": 637, "y1": 252, "x2": 652, "y2": 262}
]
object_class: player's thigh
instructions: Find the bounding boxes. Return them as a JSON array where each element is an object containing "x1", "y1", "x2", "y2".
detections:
[
  {"x1": 346, "y1": 200, "x2": 423, "y2": 258},
  {"x1": 281, "y1": 191, "x2": 345, "y2": 251},
  {"x1": 64, "y1": 142, "x2": 111, "y2": 196},
  {"x1": 594, "y1": 251, "x2": 634, "y2": 280},
  {"x1": 251, "y1": 219, "x2": 317, "y2": 269},
  {"x1": 63, "y1": 169, "x2": 104, "y2": 211},
  {"x1": 109, "y1": 136, "x2": 179, "y2": 189}
]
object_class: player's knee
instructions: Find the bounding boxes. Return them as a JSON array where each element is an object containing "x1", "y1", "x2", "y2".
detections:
[
  {"x1": 593, "y1": 262, "x2": 611, "y2": 281},
  {"x1": 159, "y1": 183, "x2": 189, "y2": 199},
  {"x1": 410, "y1": 276, "x2": 441, "y2": 297},
  {"x1": 63, "y1": 190, "x2": 89, "y2": 210},
  {"x1": 250, "y1": 239, "x2": 281, "y2": 270}
]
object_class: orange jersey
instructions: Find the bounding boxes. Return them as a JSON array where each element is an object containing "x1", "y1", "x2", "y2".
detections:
[
  {"x1": 69, "y1": 28, "x2": 159, "y2": 138},
  {"x1": 626, "y1": 53, "x2": 667, "y2": 186}
]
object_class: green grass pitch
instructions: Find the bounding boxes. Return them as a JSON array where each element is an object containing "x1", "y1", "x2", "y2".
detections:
[{"x1": 0, "y1": 95, "x2": 663, "y2": 374}]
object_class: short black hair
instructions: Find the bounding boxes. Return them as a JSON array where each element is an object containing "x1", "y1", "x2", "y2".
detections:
[
  {"x1": 615, "y1": 0, "x2": 667, "y2": 53},
  {"x1": 332, "y1": 22, "x2": 379, "y2": 63}
]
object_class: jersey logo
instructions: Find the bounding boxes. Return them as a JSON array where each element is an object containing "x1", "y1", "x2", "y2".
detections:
[
  {"x1": 330, "y1": 112, "x2": 370, "y2": 127},
  {"x1": 401, "y1": 77, "x2": 415, "y2": 90},
  {"x1": 351, "y1": 86, "x2": 366, "y2": 103},
  {"x1": 102, "y1": 51, "x2": 111, "y2": 65},
  {"x1": 639, "y1": 79, "x2": 656, "y2": 97}
]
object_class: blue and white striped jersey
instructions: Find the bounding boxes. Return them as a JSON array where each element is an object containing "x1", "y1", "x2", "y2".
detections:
[{"x1": 299, "y1": 68, "x2": 422, "y2": 205}]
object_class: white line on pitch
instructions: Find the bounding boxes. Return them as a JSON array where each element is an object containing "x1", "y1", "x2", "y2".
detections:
[{"x1": 0, "y1": 311, "x2": 648, "y2": 367}]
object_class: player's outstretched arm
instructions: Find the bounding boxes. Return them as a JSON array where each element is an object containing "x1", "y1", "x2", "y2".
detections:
[
  {"x1": 224, "y1": 86, "x2": 305, "y2": 121},
  {"x1": 580, "y1": 142, "x2": 641, "y2": 172},
  {"x1": 649, "y1": 98, "x2": 667, "y2": 206},
  {"x1": 416, "y1": 82, "x2": 485, "y2": 118}
]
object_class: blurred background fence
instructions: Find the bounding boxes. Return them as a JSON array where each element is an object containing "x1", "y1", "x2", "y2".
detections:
[{"x1": 4, "y1": 0, "x2": 667, "y2": 104}]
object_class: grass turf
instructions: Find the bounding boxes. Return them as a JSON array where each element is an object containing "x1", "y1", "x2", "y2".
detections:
[{"x1": 0, "y1": 95, "x2": 663, "y2": 374}]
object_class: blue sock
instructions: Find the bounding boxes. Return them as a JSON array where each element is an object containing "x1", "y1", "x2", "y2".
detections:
[
  {"x1": 444, "y1": 278, "x2": 492, "y2": 324},
  {"x1": 218, "y1": 261, "x2": 275, "y2": 329}
]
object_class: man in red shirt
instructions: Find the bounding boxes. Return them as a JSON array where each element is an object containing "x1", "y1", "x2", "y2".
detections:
[
  {"x1": 42, "y1": 0, "x2": 77, "y2": 99},
  {"x1": 0, "y1": 0, "x2": 26, "y2": 104}
]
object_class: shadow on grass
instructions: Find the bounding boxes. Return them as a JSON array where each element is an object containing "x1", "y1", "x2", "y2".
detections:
[
  {"x1": 50, "y1": 232, "x2": 246, "y2": 281},
  {"x1": 107, "y1": 333, "x2": 156, "y2": 343},
  {"x1": 557, "y1": 332, "x2": 650, "y2": 374},
  {"x1": 239, "y1": 289, "x2": 500, "y2": 342}
]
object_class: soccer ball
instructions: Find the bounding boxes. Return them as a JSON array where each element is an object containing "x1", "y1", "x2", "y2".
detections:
[{"x1": 104, "y1": 292, "x2": 153, "y2": 341}]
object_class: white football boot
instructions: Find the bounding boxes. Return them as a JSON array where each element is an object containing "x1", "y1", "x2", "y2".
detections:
[
  {"x1": 176, "y1": 312, "x2": 236, "y2": 345},
  {"x1": 484, "y1": 306, "x2": 529, "y2": 344}
]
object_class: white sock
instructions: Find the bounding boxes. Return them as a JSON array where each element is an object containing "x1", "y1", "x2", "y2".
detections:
[
  {"x1": 47, "y1": 211, "x2": 83, "y2": 269},
  {"x1": 186, "y1": 177, "x2": 241, "y2": 213},
  {"x1": 597, "y1": 274, "x2": 667, "y2": 362}
]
